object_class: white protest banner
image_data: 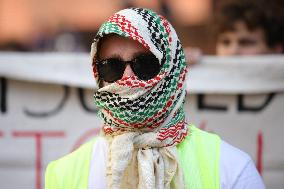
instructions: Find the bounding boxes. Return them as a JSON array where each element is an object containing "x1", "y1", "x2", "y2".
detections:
[{"x1": 0, "y1": 53, "x2": 284, "y2": 189}]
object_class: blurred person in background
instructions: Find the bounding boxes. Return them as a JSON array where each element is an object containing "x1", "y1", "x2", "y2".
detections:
[
  {"x1": 45, "y1": 8, "x2": 264, "y2": 189},
  {"x1": 184, "y1": 0, "x2": 284, "y2": 63},
  {"x1": 216, "y1": 0, "x2": 283, "y2": 56}
]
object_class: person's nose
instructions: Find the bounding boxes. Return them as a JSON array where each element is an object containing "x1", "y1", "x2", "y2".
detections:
[
  {"x1": 228, "y1": 43, "x2": 241, "y2": 55},
  {"x1": 122, "y1": 64, "x2": 135, "y2": 77}
]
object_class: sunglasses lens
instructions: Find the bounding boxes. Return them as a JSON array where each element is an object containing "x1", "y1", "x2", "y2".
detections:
[
  {"x1": 97, "y1": 54, "x2": 160, "y2": 83},
  {"x1": 97, "y1": 59, "x2": 125, "y2": 83},
  {"x1": 133, "y1": 54, "x2": 160, "y2": 80}
]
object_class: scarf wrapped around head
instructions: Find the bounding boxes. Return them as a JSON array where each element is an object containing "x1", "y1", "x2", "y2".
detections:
[{"x1": 91, "y1": 8, "x2": 188, "y2": 189}]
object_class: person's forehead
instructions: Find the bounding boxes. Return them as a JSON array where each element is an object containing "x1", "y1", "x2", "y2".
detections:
[
  {"x1": 235, "y1": 21, "x2": 264, "y2": 32},
  {"x1": 100, "y1": 34, "x2": 138, "y2": 44},
  {"x1": 219, "y1": 21, "x2": 266, "y2": 39},
  {"x1": 98, "y1": 34, "x2": 150, "y2": 59}
]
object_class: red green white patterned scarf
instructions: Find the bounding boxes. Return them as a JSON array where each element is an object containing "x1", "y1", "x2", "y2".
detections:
[{"x1": 91, "y1": 8, "x2": 188, "y2": 189}]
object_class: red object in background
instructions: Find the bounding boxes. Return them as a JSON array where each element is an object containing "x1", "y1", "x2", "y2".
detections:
[
  {"x1": 257, "y1": 131, "x2": 263, "y2": 176},
  {"x1": 71, "y1": 128, "x2": 100, "y2": 152},
  {"x1": 1, "y1": 124, "x2": 263, "y2": 189},
  {"x1": 13, "y1": 131, "x2": 65, "y2": 189},
  {"x1": 198, "y1": 121, "x2": 264, "y2": 176},
  {"x1": 198, "y1": 120, "x2": 207, "y2": 130}
]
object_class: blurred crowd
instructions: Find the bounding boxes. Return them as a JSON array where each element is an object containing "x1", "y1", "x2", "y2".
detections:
[{"x1": 0, "y1": 0, "x2": 283, "y2": 59}]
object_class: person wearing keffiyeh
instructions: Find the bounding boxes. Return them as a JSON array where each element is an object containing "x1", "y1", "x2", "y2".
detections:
[{"x1": 45, "y1": 8, "x2": 265, "y2": 189}]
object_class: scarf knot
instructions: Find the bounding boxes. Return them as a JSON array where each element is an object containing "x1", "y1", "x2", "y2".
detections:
[{"x1": 106, "y1": 132, "x2": 185, "y2": 189}]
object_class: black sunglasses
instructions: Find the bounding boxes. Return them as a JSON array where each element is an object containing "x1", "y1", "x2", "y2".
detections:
[{"x1": 96, "y1": 53, "x2": 160, "y2": 83}]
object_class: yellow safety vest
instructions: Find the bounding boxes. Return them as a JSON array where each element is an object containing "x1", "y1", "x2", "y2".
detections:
[{"x1": 45, "y1": 125, "x2": 220, "y2": 189}]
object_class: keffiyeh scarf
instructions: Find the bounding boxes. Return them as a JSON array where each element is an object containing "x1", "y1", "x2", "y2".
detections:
[{"x1": 91, "y1": 8, "x2": 188, "y2": 189}]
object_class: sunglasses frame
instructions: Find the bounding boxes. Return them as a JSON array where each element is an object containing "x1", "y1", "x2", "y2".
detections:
[{"x1": 95, "y1": 53, "x2": 160, "y2": 83}]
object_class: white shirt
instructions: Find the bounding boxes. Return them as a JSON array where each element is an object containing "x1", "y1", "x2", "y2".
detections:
[
  {"x1": 88, "y1": 137, "x2": 265, "y2": 189},
  {"x1": 220, "y1": 141, "x2": 265, "y2": 189}
]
